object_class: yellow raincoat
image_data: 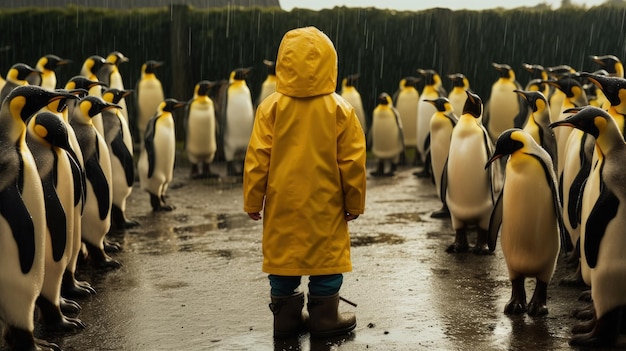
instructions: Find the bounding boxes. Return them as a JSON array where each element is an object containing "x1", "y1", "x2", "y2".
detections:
[{"x1": 243, "y1": 26, "x2": 366, "y2": 276}]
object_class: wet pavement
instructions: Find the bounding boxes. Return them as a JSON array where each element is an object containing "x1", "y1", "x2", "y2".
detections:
[{"x1": 2, "y1": 158, "x2": 626, "y2": 351}]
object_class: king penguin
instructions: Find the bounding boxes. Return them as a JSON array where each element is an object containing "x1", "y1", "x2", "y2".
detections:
[
  {"x1": 101, "y1": 88, "x2": 138, "y2": 230},
  {"x1": 0, "y1": 63, "x2": 40, "y2": 102},
  {"x1": 393, "y1": 76, "x2": 420, "y2": 165},
  {"x1": 340, "y1": 73, "x2": 367, "y2": 134},
  {"x1": 370, "y1": 92, "x2": 404, "y2": 177},
  {"x1": 70, "y1": 95, "x2": 120, "y2": 269},
  {"x1": 26, "y1": 111, "x2": 86, "y2": 333},
  {"x1": 27, "y1": 54, "x2": 72, "y2": 91},
  {"x1": 446, "y1": 73, "x2": 469, "y2": 119},
  {"x1": 185, "y1": 80, "x2": 219, "y2": 179},
  {"x1": 551, "y1": 106, "x2": 626, "y2": 348},
  {"x1": 79, "y1": 55, "x2": 108, "y2": 136},
  {"x1": 136, "y1": 60, "x2": 165, "y2": 144},
  {"x1": 590, "y1": 54, "x2": 624, "y2": 78},
  {"x1": 98, "y1": 51, "x2": 130, "y2": 121},
  {"x1": 427, "y1": 97, "x2": 458, "y2": 219},
  {"x1": 220, "y1": 67, "x2": 254, "y2": 177},
  {"x1": 138, "y1": 98, "x2": 186, "y2": 211},
  {"x1": 255, "y1": 59, "x2": 276, "y2": 107},
  {"x1": 484, "y1": 63, "x2": 528, "y2": 143},
  {"x1": 415, "y1": 69, "x2": 445, "y2": 178},
  {"x1": 0, "y1": 86, "x2": 75, "y2": 351},
  {"x1": 522, "y1": 63, "x2": 550, "y2": 97},
  {"x1": 443, "y1": 90, "x2": 502, "y2": 254},
  {"x1": 486, "y1": 129, "x2": 564, "y2": 317}
]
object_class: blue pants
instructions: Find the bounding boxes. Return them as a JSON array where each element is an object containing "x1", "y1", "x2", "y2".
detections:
[{"x1": 269, "y1": 274, "x2": 343, "y2": 297}]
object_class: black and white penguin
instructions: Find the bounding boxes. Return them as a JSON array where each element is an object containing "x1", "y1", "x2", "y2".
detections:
[
  {"x1": 546, "y1": 64, "x2": 577, "y2": 125},
  {"x1": 550, "y1": 106, "x2": 626, "y2": 348},
  {"x1": 256, "y1": 59, "x2": 276, "y2": 107},
  {"x1": 590, "y1": 54, "x2": 624, "y2": 78},
  {"x1": 486, "y1": 129, "x2": 563, "y2": 317},
  {"x1": 484, "y1": 63, "x2": 527, "y2": 142},
  {"x1": 185, "y1": 80, "x2": 219, "y2": 179},
  {"x1": 79, "y1": 55, "x2": 108, "y2": 136},
  {"x1": 27, "y1": 54, "x2": 72, "y2": 91},
  {"x1": 70, "y1": 95, "x2": 120, "y2": 269},
  {"x1": 415, "y1": 69, "x2": 445, "y2": 178},
  {"x1": 446, "y1": 73, "x2": 469, "y2": 118},
  {"x1": 26, "y1": 111, "x2": 86, "y2": 332},
  {"x1": 340, "y1": 73, "x2": 367, "y2": 134},
  {"x1": 0, "y1": 63, "x2": 40, "y2": 102},
  {"x1": 369, "y1": 92, "x2": 404, "y2": 177},
  {"x1": 393, "y1": 76, "x2": 420, "y2": 165},
  {"x1": 138, "y1": 98, "x2": 187, "y2": 211},
  {"x1": 101, "y1": 88, "x2": 138, "y2": 230},
  {"x1": 136, "y1": 60, "x2": 165, "y2": 144},
  {"x1": 443, "y1": 90, "x2": 502, "y2": 254},
  {"x1": 98, "y1": 51, "x2": 130, "y2": 121},
  {"x1": 427, "y1": 97, "x2": 457, "y2": 219},
  {"x1": 522, "y1": 63, "x2": 550, "y2": 97},
  {"x1": 0, "y1": 85, "x2": 75, "y2": 351},
  {"x1": 220, "y1": 67, "x2": 254, "y2": 176}
]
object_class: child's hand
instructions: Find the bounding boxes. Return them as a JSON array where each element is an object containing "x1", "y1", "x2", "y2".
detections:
[
  {"x1": 345, "y1": 212, "x2": 359, "y2": 221},
  {"x1": 248, "y1": 212, "x2": 262, "y2": 220}
]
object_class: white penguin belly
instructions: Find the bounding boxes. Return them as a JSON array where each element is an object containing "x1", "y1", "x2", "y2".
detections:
[
  {"x1": 488, "y1": 85, "x2": 518, "y2": 141},
  {"x1": 560, "y1": 130, "x2": 584, "y2": 251},
  {"x1": 140, "y1": 122, "x2": 176, "y2": 196},
  {"x1": 342, "y1": 91, "x2": 366, "y2": 133},
  {"x1": 186, "y1": 103, "x2": 217, "y2": 163},
  {"x1": 372, "y1": 114, "x2": 402, "y2": 160},
  {"x1": 81, "y1": 137, "x2": 112, "y2": 248},
  {"x1": 430, "y1": 117, "x2": 453, "y2": 198},
  {"x1": 224, "y1": 93, "x2": 254, "y2": 161},
  {"x1": 138, "y1": 81, "x2": 164, "y2": 137},
  {"x1": 396, "y1": 91, "x2": 418, "y2": 147}
]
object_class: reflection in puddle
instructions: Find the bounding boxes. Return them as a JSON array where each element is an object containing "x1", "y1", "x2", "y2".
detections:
[{"x1": 351, "y1": 233, "x2": 405, "y2": 247}]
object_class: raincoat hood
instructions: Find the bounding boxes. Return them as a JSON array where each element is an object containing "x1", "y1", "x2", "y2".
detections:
[{"x1": 275, "y1": 26, "x2": 338, "y2": 98}]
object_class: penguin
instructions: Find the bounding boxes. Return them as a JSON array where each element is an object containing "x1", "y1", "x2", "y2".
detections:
[
  {"x1": 101, "y1": 88, "x2": 139, "y2": 230},
  {"x1": 550, "y1": 106, "x2": 626, "y2": 348},
  {"x1": 486, "y1": 128, "x2": 563, "y2": 317},
  {"x1": 0, "y1": 85, "x2": 75, "y2": 351},
  {"x1": 138, "y1": 98, "x2": 186, "y2": 211},
  {"x1": 484, "y1": 63, "x2": 528, "y2": 143},
  {"x1": 136, "y1": 60, "x2": 165, "y2": 144},
  {"x1": 70, "y1": 95, "x2": 120, "y2": 269},
  {"x1": 98, "y1": 51, "x2": 130, "y2": 121},
  {"x1": 443, "y1": 90, "x2": 502, "y2": 254},
  {"x1": 370, "y1": 92, "x2": 404, "y2": 177},
  {"x1": 0, "y1": 63, "x2": 40, "y2": 102},
  {"x1": 220, "y1": 67, "x2": 254, "y2": 176},
  {"x1": 26, "y1": 111, "x2": 86, "y2": 332},
  {"x1": 340, "y1": 73, "x2": 367, "y2": 134},
  {"x1": 393, "y1": 76, "x2": 420, "y2": 165},
  {"x1": 546, "y1": 64, "x2": 577, "y2": 125},
  {"x1": 426, "y1": 97, "x2": 457, "y2": 219},
  {"x1": 446, "y1": 73, "x2": 469, "y2": 119},
  {"x1": 255, "y1": 59, "x2": 276, "y2": 107},
  {"x1": 79, "y1": 55, "x2": 108, "y2": 136},
  {"x1": 185, "y1": 80, "x2": 219, "y2": 179},
  {"x1": 590, "y1": 54, "x2": 624, "y2": 78},
  {"x1": 415, "y1": 68, "x2": 445, "y2": 178},
  {"x1": 27, "y1": 54, "x2": 72, "y2": 91},
  {"x1": 522, "y1": 63, "x2": 550, "y2": 97},
  {"x1": 514, "y1": 90, "x2": 558, "y2": 173}
]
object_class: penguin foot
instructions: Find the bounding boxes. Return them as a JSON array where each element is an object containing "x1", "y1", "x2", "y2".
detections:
[
  {"x1": 96, "y1": 257, "x2": 123, "y2": 270},
  {"x1": 42, "y1": 314, "x2": 87, "y2": 334},
  {"x1": 154, "y1": 204, "x2": 175, "y2": 211},
  {"x1": 578, "y1": 289, "x2": 592, "y2": 302},
  {"x1": 5, "y1": 326, "x2": 61, "y2": 351},
  {"x1": 104, "y1": 238, "x2": 123, "y2": 253},
  {"x1": 110, "y1": 206, "x2": 139, "y2": 230},
  {"x1": 60, "y1": 297, "x2": 81, "y2": 315},
  {"x1": 572, "y1": 316, "x2": 596, "y2": 334},
  {"x1": 559, "y1": 271, "x2": 585, "y2": 287},
  {"x1": 569, "y1": 308, "x2": 622, "y2": 347},
  {"x1": 573, "y1": 305, "x2": 595, "y2": 320},
  {"x1": 36, "y1": 295, "x2": 86, "y2": 334},
  {"x1": 413, "y1": 169, "x2": 431, "y2": 178},
  {"x1": 527, "y1": 302, "x2": 548, "y2": 317},
  {"x1": 445, "y1": 242, "x2": 469, "y2": 253},
  {"x1": 35, "y1": 338, "x2": 63, "y2": 351},
  {"x1": 123, "y1": 218, "x2": 140, "y2": 228},
  {"x1": 470, "y1": 243, "x2": 492, "y2": 255},
  {"x1": 430, "y1": 206, "x2": 450, "y2": 219},
  {"x1": 504, "y1": 300, "x2": 527, "y2": 315},
  {"x1": 85, "y1": 242, "x2": 122, "y2": 270},
  {"x1": 62, "y1": 272, "x2": 96, "y2": 299},
  {"x1": 505, "y1": 278, "x2": 527, "y2": 315},
  {"x1": 369, "y1": 170, "x2": 384, "y2": 177}
]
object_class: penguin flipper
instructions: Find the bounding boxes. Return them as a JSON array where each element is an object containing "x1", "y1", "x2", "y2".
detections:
[
  {"x1": 584, "y1": 182, "x2": 619, "y2": 269},
  {"x1": 0, "y1": 182, "x2": 36, "y2": 274},
  {"x1": 513, "y1": 94, "x2": 529, "y2": 128},
  {"x1": 440, "y1": 158, "x2": 448, "y2": 204},
  {"x1": 67, "y1": 148, "x2": 86, "y2": 210},
  {"x1": 111, "y1": 131, "x2": 135, "y2": 187},
  {"x1": 144, "y1": 117, "x2": 158, "y2": 178},
  {"x1": 85, "y1": 156, "x2": 110, "y2": 221},
  {"x1": 567, "y1": 135, "x2": 593, "y2": 230},
  {"x1": 43, "y1": 171, "x2": 67, "y2": 262},
  {"x1": 488, "y1": 190, "x2": 503, "y2": 252}
]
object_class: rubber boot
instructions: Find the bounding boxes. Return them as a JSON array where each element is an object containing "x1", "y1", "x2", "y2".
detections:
[
  {"x1": 307, "y1": 293, "x2": 356, "y2": 338},
  {"x1": 269, "y1": 292, "x2": 307, "y2": 338}
]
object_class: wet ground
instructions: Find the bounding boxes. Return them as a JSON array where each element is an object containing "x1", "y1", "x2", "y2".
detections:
[{"x1": 2, "y1": 158, "x2": 626, "y2": 351}]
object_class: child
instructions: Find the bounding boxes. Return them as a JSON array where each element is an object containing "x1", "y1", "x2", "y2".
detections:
[{"x1": 243, "y1": 26, "x2": 367, "y2": 339}]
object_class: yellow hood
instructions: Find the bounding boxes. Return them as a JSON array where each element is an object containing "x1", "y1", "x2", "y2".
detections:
[{"x1": 275, "y1": 26, "x2": 337, "y2": 98}]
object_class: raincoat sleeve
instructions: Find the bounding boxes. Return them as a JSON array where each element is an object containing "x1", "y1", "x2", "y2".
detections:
[
  {"x1": 243, "y1": 109, "x2": 273, "y2": 213},
  {"x1": 337, "y1": 108, "x2": 367, "y2": 215}
]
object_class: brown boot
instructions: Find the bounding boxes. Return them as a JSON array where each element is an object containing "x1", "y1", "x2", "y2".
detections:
[
  {"x1": 307, "y1": 293, "x2": 356, "y2": 338},
  {"x1": 269, "y1": 292, "x2": 307, "y2": 338}
]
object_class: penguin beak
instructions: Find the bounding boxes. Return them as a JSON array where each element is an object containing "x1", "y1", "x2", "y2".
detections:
[
  {"x1": 57, "y1": 59, "x2": 72, "y2": 66},
  {"x1": 485, "y1": 153, "x2": 503, "y2": 169},
  {"x1": 102, "y1": 103, "x2": 122, "y2": 111}
]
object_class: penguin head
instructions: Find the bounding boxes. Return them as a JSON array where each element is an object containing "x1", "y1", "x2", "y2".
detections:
[
  {"x1": 42, "y1": 54, "x2": 71, "y2": 71},
  {"x1": 417, "y1": 69, "x2": 438, "y2": 86},
  {"x1": 231, "y1": 67, "x2": 252, "y2": 81},
  {"x1": 7, "y1": 63, "x2": 41, "y2": 83},
  {"x1": 400, "y1": 76, "x2": 420, "y2": 89},
  {"x1": 47, "y1": 88, "x2": 83, "y2": 113},
  {"x1": 195, "y1": 80, "x2": 214, "y2": 97},
  {"x1": 106, "y1": 51, "x2": 129, "y2": 66},
  {"x1": 102, "y1": 88, "x2": 133, "y2": 105},
  {"x1": 425, "y1": 97, "x2": 452, "y2": 113},
  {"x1": 377, "y1": 92, "x2": 392, "y2": 106},
  {"x1": 344, "y1": 74, "x2": 359, "y2": 87},
  {"x1": 550, "y1": 106, "x2": 607, "y2": 139},
  {"x1": 547, "y1": 64, "x2": 576, "y2": 80},
  {"x1": 514, "y1": 89, "x2": 547, "y2": 113},
  {"x1": 82, "y1": 55, "x2": 106, "y2": 77},
  {"x1": 525, "y1": 78, "x2": 547, "y2": 93},
  {"x1": 79, "y1": 95, "x2": 121, "y2": 119},
  {"x1": 544, "y1": 75, "x2": 583, "y2": 98},
  {"x1": 142, "y1": 60, "x2": 163, "y2": 75},
  {"x1": 485, "y1": 128, "x2": 525, "y2": 169},
  {"x1": 590, "y1": 54, "x2": 623, "y2": 78},
  {"x1": 30, "y1": 111, "x2": 72, "y2": 150},
  {"x1": 4, "y1": 85, "x2": 77, "y2": 123},
  {"x1": 65, "y1": 75, "x2": 108, "y2": 92},
  {"x1": 580, "y1": 72, "x2": 626, "y2": 108},
  {"x1": 463, "y1": 90, "x2": 482, "y2": 118},
  {"x1": 447, "y1": 73, "x2": 468, "y2": 89},
  {"x1": 522, "y1": 63, "x2": 548, "y2": 81},
  {"x1": 160, "y1": 98, "x2": 187, "y2": 113},
  {"x1": 492, "y1": 62, "x2": 515, "y2": 80},
  {"x1": 263, "y1": 59, "x2": 276, "y2": 75}
]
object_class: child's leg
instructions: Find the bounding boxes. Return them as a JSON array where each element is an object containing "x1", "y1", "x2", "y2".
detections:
[
  {"x1": 268, "y1": 274, "x2": 301, "y2": 296},
  {"x1": 308, "y1": 274, "x2": 343, "y2": 296}
]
